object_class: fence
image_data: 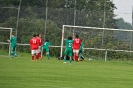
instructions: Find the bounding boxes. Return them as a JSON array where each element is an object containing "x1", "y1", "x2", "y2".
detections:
[{"x1": 0, "y1": 2, "x2": 133, "y2": 59}]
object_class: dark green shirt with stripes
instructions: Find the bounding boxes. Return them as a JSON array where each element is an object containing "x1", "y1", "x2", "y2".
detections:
[
  {"x1": 79, "y1": 42, "x2": 84, "y2": 53},
  {"x1": 43, "y1": 42, "x2": 50, "y2": 52},
  {"x1": 64, "y1": 39, "x2": 74, "y2": 56},
  {"x1": 10, "y1": 36, "x2": 17, "y2": 47}
]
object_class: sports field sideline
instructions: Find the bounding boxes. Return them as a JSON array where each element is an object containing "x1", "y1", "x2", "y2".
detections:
[{"x1": 0, "y1": 54, "x2": 133, "y2": 88}]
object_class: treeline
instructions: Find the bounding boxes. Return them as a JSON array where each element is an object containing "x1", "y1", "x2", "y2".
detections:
[{"x1": 0, "y1": 0, "x2": 133, "y2": 60}]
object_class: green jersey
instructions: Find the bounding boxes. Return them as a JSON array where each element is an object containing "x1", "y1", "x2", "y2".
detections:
[
  {"x1": 43, "y1": 42, "x2": 50, "y2": 52},
  {"x1": 79, "y1": 42, "x2": 84, "y2": 50},
  {"x1": 10, "y1": 36, "x2": 17, "y2": 46},
  {"x1": 64, "y1": 39, "x2": 74, "y2": 56},
  {"x1": 64, "y1": 39, "x2": 74, "y2": 49},
  {"x1": 79, "y1": 42, "x2": 84, "y2": 54},
  {"x1": 43, "y1": 42, "x2": 50, "y2": 49}
]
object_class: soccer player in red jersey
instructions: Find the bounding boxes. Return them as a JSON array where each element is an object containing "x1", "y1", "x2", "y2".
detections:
[
  {"x1": 29, "y1": 34, "x2": 39, "y2": 61},
  {"x1": 36, "y1": 33, "x2": 43, "y2": 59},
  {"x1": 72, "y1": 34, "x2": 81, "y2": 61},
  {"x1": 39, "y1": 34, "x2": 43, "y2": 59}
]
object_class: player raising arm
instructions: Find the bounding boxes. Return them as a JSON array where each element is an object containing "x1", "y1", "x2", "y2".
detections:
[{"x1": 62, "y1": 33, "x2": 74, "y2": 64}]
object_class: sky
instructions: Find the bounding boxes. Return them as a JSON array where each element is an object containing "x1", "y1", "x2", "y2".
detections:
[{"x1": 113, "y1": 0, "x2": 133, "y2": 24}]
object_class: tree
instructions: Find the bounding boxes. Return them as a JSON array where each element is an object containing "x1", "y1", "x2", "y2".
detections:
[
  {"x1": 1, "y1": 0, "x2": 132, "y2": 59},
  {"x1": 116, "y1": 18, "x2": 132, "y2": 29}
]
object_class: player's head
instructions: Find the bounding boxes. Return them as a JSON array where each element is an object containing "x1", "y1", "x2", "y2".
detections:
[
  {"x1": 33, "y1": 34, "x2": 36, "y2": 37},
  {"x1": 45, "y1": 39, "x2": 49, "y2": 42},
  {"x1": 36, "y1": 33, "x2": 39, "y2": 37},
  {"x1": 39, "y1": 34, "x2": 41, "y2": 37},
  {"x1": 12, "y1": 34, "x2": 15, "y2": 36},
  {"x1": 75, "y1": 34, "x2": 79, "y2": 38},
  {"x1": 68, "y1": 36, "x2": 72, "y2": 40}
]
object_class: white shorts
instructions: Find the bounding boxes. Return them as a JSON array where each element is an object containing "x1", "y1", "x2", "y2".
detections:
[
  {"x1": 37, "y1": 46, "x2": 41, "y2": 53},
  {"x1": 73, "y1": 49, "x2": 79, "y2": 53},
  {"x1": 31, "y1": 50, "x2": 38, "y2": 55}
]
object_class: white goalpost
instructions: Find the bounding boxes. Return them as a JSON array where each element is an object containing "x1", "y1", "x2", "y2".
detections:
[
  {"x1": 0, "y1": 27, "x2": 13, "y2": 56},
  {"x1": 61, "y1": 25, "x2": 133, "y2": 61}
]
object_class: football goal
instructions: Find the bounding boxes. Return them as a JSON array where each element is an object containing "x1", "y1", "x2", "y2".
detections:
[
  {"x1": 61, "y1": 25, "x2": 133, "y2": 61},
  {"x1": 0, "y1": 27, "x2": 14, "y2": 56}
]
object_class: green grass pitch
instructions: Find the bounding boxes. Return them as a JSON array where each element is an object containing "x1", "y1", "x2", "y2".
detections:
[{"x1": 0, "y1": 54, "x2": 133, "y2": 88}]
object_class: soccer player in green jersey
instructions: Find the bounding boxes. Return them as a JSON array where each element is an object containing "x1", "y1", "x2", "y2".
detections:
[
  {"x1": 63, "y1": 34, "x2": 74, "y2": 64},
  {"x1": 78, "y1": 40, "x2": 85, "y2": 61},
  {"x1": 7, "y1": 34, "x2": 18, "y2": 58},
  {"x1": 42, "y1": 40, "x2": 50, "y2": 59}
]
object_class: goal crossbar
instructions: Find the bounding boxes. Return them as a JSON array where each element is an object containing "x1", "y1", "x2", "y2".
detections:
[
  {"x1": 60, "y1": 25, "x2": 133, "y2": 60},
  {"x1": 63, "y1": 25, "x2": 133, "y2": 32}
]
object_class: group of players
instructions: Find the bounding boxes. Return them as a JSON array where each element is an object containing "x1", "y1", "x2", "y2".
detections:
[
  {"x1": 63, "y1": 33, "x2": 84, "y2": 64},
  {"x1": 8, "y1": 33, "x2": 84, "y2": 63},
  {"x1": 8, "y1": 33, "x2": 50, "y2": 60},
  {"x1": 30, "y1": 33, "x2": 84, "y2": 63},
  {"x1": 29, "y1": 33, "x2": 50, "y2": 61}
]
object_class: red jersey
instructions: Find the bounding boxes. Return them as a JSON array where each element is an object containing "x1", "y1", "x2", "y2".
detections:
[
  {"x1": 29, "y1": 37, "x2": 38, "y2": 50},
  {"x1": 36, "y1": 37, "x2": 43, "y2": 46},
  {"x1": 73, "y1": 38, "x2": 81, "y2": 50}
]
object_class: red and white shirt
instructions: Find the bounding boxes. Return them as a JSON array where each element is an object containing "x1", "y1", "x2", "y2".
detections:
[
  {"x1": 29, "y1": 37, "x2": 38, "y2": 50},
  {"x1": 36, "y1": 37, "x2": 43, "y2": 46},
  {"x1": 73, "y1": 38, "x2": 81, "y2": 50}
]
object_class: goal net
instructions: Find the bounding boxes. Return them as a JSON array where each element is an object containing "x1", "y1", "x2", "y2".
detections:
[
  {"x1": 61, "y1": 25, "x2": 133, "y2": 61},
  {"x1": 0, "y1": 27, "x2": 13, "y2": 56}
]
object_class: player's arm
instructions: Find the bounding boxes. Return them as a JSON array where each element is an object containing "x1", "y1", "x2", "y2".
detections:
[
  {"x1": 72, "y1": 32, "x2": 75, "y2": 39},
  {"x1": 48, "y1": 42, "x2": 50, "y2": 48},
  {"x1": 82, "y1": 42, "x2": 85, "y2": 52},
  {"x1": 7, "y1": 37, "x2": 11, "y2": 43},
  {"x1": 79, "y1": 39, "x2": 82, "y2": 46},
  {"x1": 62, "y1": 33, "x2": 67, "y2": 41},
  {"x1": 82, "y1": 46, "x2": 84, "y2": 52},
  {"x1": 41, "y1": 39, "x2": 44, "y2": 46},
  {"x1": 48, "y1": 42, "x2": 51, "y2": 50},
  {"x1": 7, "y1": 39, "x2": 10, "y2": 43},
  {"x1": 62, "y1": 33, "x2": 64, "y2": 40},
  {"x1": 36, "y1": 39, "x2": 40, "y2": 47},
  {"x1": 72, "y1": 30, "x2": 76, "y2": 39}
]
